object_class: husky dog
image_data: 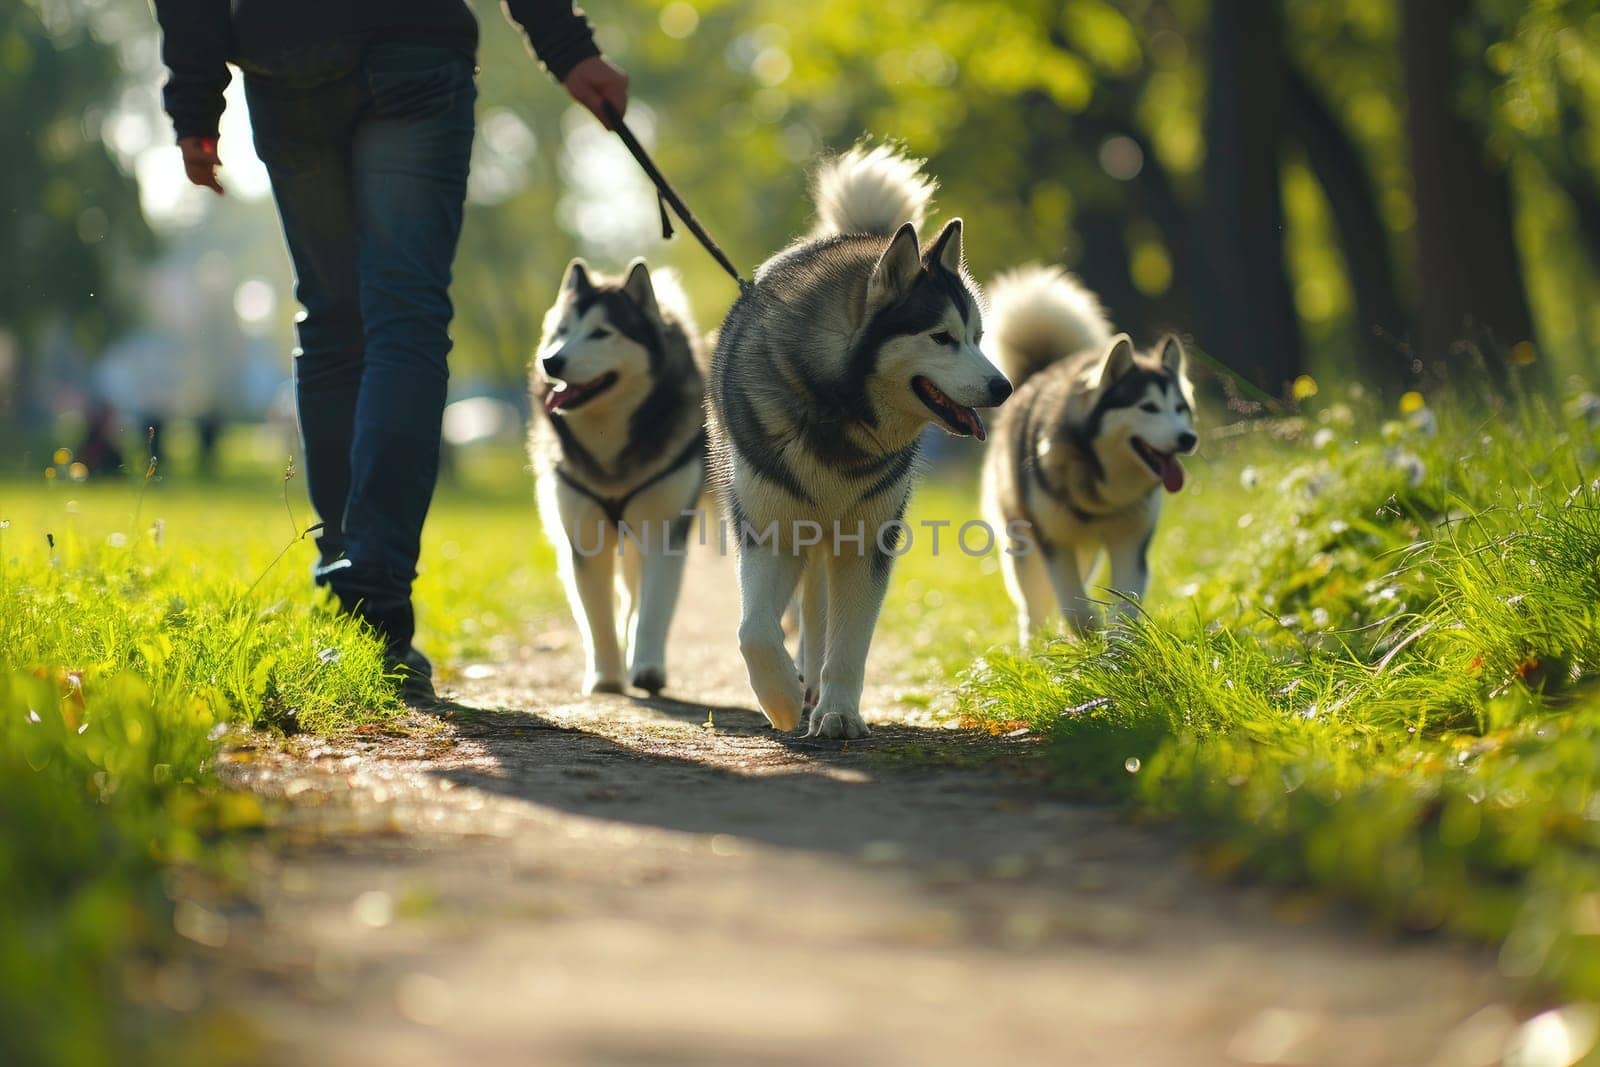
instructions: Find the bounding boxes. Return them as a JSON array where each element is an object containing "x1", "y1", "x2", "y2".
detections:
[
  {"x1": 710, "y1": 146, "x2": 1013, "y2": 739},
  {"x1": 529, "y1": 259, "x2": 706, "y2": 695},
  {"x1": 981, "y1": 265, "x2": 1197, "y2": 643}
]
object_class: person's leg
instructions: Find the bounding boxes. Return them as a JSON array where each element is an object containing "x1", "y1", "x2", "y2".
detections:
[
  {"x1": 243, "y1": 75, "x2": 365, "y2": 575},
  {"x1": 328, "y1": 44, "x2": 476, "y2": 657}
]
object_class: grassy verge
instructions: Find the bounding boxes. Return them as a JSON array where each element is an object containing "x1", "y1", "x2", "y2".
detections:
[
  {"x1": 957, "y1": 390, "x2": 1600, "y2": 998},
  {"x1": 0, "y1": 466, "x2": 561, "y2": 1064}
]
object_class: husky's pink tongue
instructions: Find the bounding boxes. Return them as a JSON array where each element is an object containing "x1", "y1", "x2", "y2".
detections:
[{"x1": 1159, "y1": 455, "x2": 1186, "y2": 493}]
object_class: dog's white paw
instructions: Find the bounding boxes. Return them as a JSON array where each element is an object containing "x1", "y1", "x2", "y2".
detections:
[
  {"x1": 806, "y1": 705, "x2": 870, "y2": 740},
  {"x1": 761, "y1": 695, "x2": 804, "y2": 733},
  {"x1": 741, "y1": 638, "x2": 804, "y2": 731},
  {"x1": 585, "y1": 674, "x2": 625, "y2": 695}
]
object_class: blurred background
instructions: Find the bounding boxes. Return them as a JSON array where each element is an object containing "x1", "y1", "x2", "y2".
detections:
[{"x1": 2, "y1": 0, "x2": 1597, "y2": 485}]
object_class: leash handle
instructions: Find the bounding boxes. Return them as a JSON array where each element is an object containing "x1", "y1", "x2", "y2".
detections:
[{"x1": 602, "y1": 101, "x2": 751, "y2": 293}]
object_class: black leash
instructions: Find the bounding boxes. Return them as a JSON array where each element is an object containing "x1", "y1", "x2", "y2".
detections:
[{"x1": 602, "y1": 101, "x2": 751, "y2": 294}]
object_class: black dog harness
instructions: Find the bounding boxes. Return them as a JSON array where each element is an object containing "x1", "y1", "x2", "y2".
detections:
[{"x1": 553, "y1": 429, "x2": 707, "y2": 526}]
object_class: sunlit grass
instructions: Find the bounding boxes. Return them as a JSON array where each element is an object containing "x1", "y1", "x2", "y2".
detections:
[
  {"x1": 411, "y1": 484, "x2": 566, "y2": 667},
  {"x1": 880, "y1": 465, "x2": 1017, "y2": 695},
  {"x1": 2, "y1": 481, "x2": 393, "y2": 736},
  {"x1": 956, "y1": 390, "x2": 1600, "y2": 998},
  {"x1": 0, "y1": 461, "x2": 564, "y2": 1065},
  {"x1": 10, "y1": 389, "x2": 1600, "y2": 1058},
  {"x1": 0, "y1": 468, "x2": 376, "y2": 1064}
]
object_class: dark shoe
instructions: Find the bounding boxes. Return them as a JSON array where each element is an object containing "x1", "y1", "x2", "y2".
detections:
[
  {"x1": 339, "y1": 598, "x2": 416, "y2": 656},
  {"x1": 386, "y1": 645, "x2": 436, "y2": 706},
  {"x1": 311, "y1": 546, "x2": 351, "y2": 588}
]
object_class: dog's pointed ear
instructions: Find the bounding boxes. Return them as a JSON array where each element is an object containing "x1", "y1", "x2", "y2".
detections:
[
  {"x1": 1093, "y1": 334, "x2": 1137, "y2": 390},
  {"x1": 1159, "y1": 334, "x2": 1186, "y2": 376},
  {"x1": 927, "y1": 218, "x2": 964, "y2": 274},
  {"x1": 621, "y1": 258, "x2": 660, "y2": 320},
  {"x1": 867, "y1": 222, "x2": 922, "y2": 309},
  {"x1": 562, "y1": 258, "x2": 593, "y2": 296}
]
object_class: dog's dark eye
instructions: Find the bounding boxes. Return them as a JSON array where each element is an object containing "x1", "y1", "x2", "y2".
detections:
[
  {"x1": 930, "y1": 330, "x2": 957, "y2": 347},
  {"x1": 1176, "y1": 402, "x2": 1189, "y2": 414},
  {"x1": 1139, "y1": 401, "x2": 1160, "y2": 413},
  {"x1": 588, "y1": 326, "x2": 613, "y2": 340}
]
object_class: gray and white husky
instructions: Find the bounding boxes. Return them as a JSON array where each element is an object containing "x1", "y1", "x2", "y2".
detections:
[
  {"x1": 529, "y1": 259, "x2": 706, "y2": 695},
  {"x1": 981, "y1": 265, "x2": 1197, "y2": 643},
  {"x1": 710, "y1": 146, "x2": 1013, "y2": 739}
]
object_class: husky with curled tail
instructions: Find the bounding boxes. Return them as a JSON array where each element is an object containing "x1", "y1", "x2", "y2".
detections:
[
  {"x1": 710, "y1": 145, "x2": 1013, "y2": 739},
  {"x1": 530, "y1": 259, "x2": 706, "y2": 695},
  {"x1": 980, "y1": 265, "x2": 1198, "y2": 644}
]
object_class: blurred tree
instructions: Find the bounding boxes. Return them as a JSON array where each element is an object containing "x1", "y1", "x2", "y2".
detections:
[
  {"x1": 1, "y1": 1, "x2": 153, "y2": 421},
  {"x1": 1198, "y1": 0, "x2": 1302, "y2": 391},
  {"x1": 1472, "y1": 0, "x2": 1600, "y2": 267},
  {"x1": 1283, "y1": 63, "x2": 1411, "y2": 392},
  {"x1": 97, "y1": 0, "x2": 1596, "y2": 407},
  {"x1": 1467, "y1": 0, "x2": 1600, "y2": 370},
  {"x1": 1402, "y1": 0, "x2": 1535, "y2": 386}
]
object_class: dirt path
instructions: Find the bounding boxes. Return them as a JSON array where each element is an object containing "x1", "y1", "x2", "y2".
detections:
[{"x1": 199, "y1": 547, "x2": 1520, "y2": 1067}]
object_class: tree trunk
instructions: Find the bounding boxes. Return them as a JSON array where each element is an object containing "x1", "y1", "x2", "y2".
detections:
[
  {"x1": 1015, "y1": 91, "x2": 1157, "y2": 341},
  {"x1": 1028, "y1": 22, "x2": 1204, "y2": 348},
  {"x1": 1401, "y1": 0, "x2": 1536, "y2": 389},
  {"x1": 1063, "y1": 107, "x2": 1201, "y2": 344},
  {"x1": 1553, "y1": 171, "x2": 1600, "y2": 272},
  {"x1": 1283, "y1": 64, "x2": 1412, "y2": 395},
  {"x1": 1552, "y1": 96, "x2": 1600, "y2": 271},
  {"x1": 1072, "y1": 208, "x2": 1142, "y2": 333},
  {"x1": 1199, "y1": 0, "x2": 1303, "y2": 394}
]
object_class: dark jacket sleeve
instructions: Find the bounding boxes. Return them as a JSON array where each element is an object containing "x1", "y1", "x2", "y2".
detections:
[
  {"x1": 501, "y1": 1, "x2": 601, "y2": 81},
  {"x1": 150, "y1": 0, "x2": 233, "y2": 140}
]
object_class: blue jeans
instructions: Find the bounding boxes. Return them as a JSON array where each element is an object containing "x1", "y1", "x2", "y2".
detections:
[{"x1": 245, "y1": 44, "x2": 476, "y2": 655}]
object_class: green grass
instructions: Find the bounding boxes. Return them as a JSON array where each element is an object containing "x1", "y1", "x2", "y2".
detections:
[
  {"x1": 0, "y1": 461, "x2": 563, "y2": 1065},
  {"x1": 12, "y1": 391, "x2": 1600, "y2": 1057},
  {"x1": 410, "y1": 484, "x2": 566, "y2": 666},
  {"x1": 956, "y1": 389, "x2": 1600, "y2": 999},
  {"x1": 882, "y1": 469, "x2": 1021, "y2": 693}
]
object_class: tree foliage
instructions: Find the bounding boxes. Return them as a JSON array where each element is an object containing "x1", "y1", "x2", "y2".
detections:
[
  {"x1": 6, "y1": 0, "x2": 1597, "y2": 405},
  {"x1": 450, "y1": 0, "x2": 1596, "y2": 398},
  {"x1": 2, "y1": 1, "x2": 152, "y2": 357}
]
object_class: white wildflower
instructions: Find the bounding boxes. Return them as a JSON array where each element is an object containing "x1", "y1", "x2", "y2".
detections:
[
  {"x1": 1568, "y1": 392, "x2": 1600, "y2": 427},
  {"x1": 1391, "y1": 450, "x2": 1426, "y2": 487},
  {"x1": 1407, "y1": 405, "x2": 1438, "y2": 437}
]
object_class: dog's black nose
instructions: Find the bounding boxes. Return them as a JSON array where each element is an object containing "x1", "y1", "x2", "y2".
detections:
[
  {"x1": 987, "y1": 377, "x2": 1013, "y2": 406},
  {"x1": 1178, "y1": 430, "x2": 1197, "y2": 452},
  {"x1": 542, "y1": 354, "x2": 567, "y2": 379}
]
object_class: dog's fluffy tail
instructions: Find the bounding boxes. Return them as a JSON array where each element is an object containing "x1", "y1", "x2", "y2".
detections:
[
  {"x1": 985, "y1": 265, "x2": 1114, "y2": 388},
  {"x1": 812, "y1": 145, "x2": 937, "y2": 237}
]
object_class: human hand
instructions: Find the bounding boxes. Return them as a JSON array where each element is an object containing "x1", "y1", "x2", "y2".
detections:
[
  {"x1": 178, "y1": 135, "x2": 224, "y2": 195},
  {"x1": 563, "y1": 56, "x2": 629, "y2": 129}
]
